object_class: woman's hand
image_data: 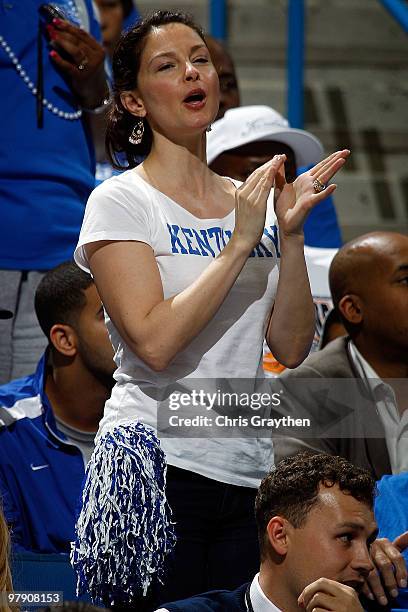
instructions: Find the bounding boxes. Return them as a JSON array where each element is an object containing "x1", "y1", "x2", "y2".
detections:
[
  {"x1": 274, "y1": 149, "x2": 350, "y2": 239},
  {"x1": 232, "y1": 154, "x2": 286, "y2": 251},
  {"x1": 47, "y1": 18, "x2": 108, "y2": 109}
]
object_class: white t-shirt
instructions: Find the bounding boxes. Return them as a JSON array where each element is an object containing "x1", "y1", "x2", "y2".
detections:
[{"x1": 74, "y1": 170, "x2": 280, "y2": 488}]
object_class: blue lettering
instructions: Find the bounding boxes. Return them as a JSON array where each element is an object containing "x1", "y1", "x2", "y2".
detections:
[
  {"x1": 221, "y1": 229, "x2": 230, "y2": 247},
  {"x1": 207, "y1": 227, "x2": 224, "y2": 253},
  {"x1": 191, "y1": 229, "x2": 216, "y2": 257},
  {"x1": 263, "y1": 225, "x2": 281, "y2": 258},
  {"x1": 167, "y1": 225, "x2": 235, "y2": 257},
  {"x1": 254, "y1": 242, "x2": 274, "y2": 257},
  {"x1": 181, "y1": 227, "x2": 201, "y2": 255},
  {"x1": 167, "y1": 224, "x2": 188, "y2": 254}
]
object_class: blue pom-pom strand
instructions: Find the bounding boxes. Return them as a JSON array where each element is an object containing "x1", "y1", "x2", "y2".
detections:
[{"x1": 71, "y1": 421, "x2": 176, "y2": 606}]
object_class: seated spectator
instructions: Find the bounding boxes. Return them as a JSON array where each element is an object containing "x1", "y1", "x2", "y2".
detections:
[
  {"x1": 207, "y1": 99, "x2": 342, "y2": 248},
  {"x1": 207, "y1": 104, "x2": 338, "y2": 366},
  {"x1": 157, "y1": 453, "x2": 407, "y2": 611},
  {"x1": 274, "y1": 231, "x2": 408, "y2": 480},
  {"x1": 207, "y1": 104, "x2": 324, "y2": 183},
  {"x1": 205, "y1": 36, "x2": 343, "y2": 249},
  {"x1": 0, "y1": 262, "x2": 115, "y2": 553}
]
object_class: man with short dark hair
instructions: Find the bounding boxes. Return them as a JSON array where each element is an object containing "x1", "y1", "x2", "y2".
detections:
[
  {"x1": 254, "y1": 453, "x2": 377, "y2": 612},
  {"x1": 274, "y1": 231, "x2": 408, "y2": 480},
  {"x1": 0, "y1": 261, "x2": 115, "y2": 552},
  {"x1": 157, "y1": 453, "x2": 408, "y2": 611}
]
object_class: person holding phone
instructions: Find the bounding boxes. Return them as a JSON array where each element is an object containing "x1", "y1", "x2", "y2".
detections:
[
  {"x1": 0, "y1": 1, "x2": 109, "y2": 385},
  {"x1": 72, "y1": 9, "x2": 349, "y2": 607}
]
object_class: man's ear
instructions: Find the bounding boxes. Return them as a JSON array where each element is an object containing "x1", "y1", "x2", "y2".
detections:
[
  {"x1": 49, "y1": 324, "x2": 78, "y2": 358},
  {"x1": 120, "y1": 90, "x2": 146, "y2": 118},
  {"x1": 266, "y1": 516, "x2": 290, "y2": 556},
  {"x1": 338, "y1": 294, "x2": 363, "y2": 325}
]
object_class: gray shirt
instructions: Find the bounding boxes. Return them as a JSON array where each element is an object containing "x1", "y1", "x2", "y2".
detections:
[{"x1": 55, "y1": 416, "x2": 96, "y2": 465}]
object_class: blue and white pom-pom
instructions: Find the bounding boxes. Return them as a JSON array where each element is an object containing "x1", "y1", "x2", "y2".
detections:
[{"x1": 71, "y1": 421, "x2": 176, "y2": 606}]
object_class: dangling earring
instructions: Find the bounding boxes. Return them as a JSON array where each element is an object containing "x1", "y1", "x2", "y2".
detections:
[
  {"x1": 129, "y1": 118, "x2": 144, "y2": 145},
  {"x1": 206, "y1": 124, "x2": 212, "y2": 132}
]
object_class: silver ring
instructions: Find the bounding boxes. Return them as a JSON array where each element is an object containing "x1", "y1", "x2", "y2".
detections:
[
  {"x1": 77, "y1": 57, "x2": 89, "y2": 71},
  {"x1": 313, "y1": 178, "x2": 326, "y2": 193}
]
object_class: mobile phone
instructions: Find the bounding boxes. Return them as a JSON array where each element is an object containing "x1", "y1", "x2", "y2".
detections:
[
  {"x1": 39, "y1": 4, "x2": 75, "y2": 62},
  {"x1": 39, "y1": 3, "x2": 69, "y2": 25}
]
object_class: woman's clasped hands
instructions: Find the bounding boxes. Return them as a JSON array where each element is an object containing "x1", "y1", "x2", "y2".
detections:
[{"x1": 232, "y1": 149, "x2": 350, "y2": 249}]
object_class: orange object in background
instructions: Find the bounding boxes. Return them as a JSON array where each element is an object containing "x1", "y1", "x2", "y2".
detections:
[{"x1": 263, "y1": 346, "x2": 287, "y2": 376}]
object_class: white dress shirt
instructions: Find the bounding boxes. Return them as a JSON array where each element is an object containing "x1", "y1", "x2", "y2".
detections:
[
  {"x1": 348, "y1": 341, "x2": 408, "y2": 473},
  {"x1": 249, "y1": 573, "x2": 282, "y2": 611}
]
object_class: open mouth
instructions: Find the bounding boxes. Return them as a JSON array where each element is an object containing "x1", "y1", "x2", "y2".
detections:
[{"x1": 183, "y1": 90, "x2": 206, "y2": 104}]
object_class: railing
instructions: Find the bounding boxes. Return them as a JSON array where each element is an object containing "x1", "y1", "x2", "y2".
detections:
[
  {"x1": 378, "y1": 0, "x2": 408, "y2": 33},
  {"x1": 287, "y1": 0, "x2": 305, "y2": 128},
  {"x1": 209, "y1": 0, "x2": 227, "y2": 40},
  {"x1": 208, "y1": 0, "x2": 407, "y2": 129}
]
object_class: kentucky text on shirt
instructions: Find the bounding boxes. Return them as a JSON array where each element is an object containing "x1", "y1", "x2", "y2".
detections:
[{"x1": 166, "y1": 223, "x2": 281, "y2": 258}]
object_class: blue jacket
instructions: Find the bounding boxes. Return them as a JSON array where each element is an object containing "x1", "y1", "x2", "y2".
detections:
[
  {"x1": 0, "y1": 354, "x2": 86, "y2": 553},
  {"x1": 162, "y1": 583, "x2": 248, "y2": 611},
  {"x1": 375, "y1": 473, "x2": 408, "y2": 565}
]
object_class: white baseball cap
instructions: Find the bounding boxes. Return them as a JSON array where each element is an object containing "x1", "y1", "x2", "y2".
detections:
[{"x1": 207, "y1": 105, "x2": 323, "y2": 168}]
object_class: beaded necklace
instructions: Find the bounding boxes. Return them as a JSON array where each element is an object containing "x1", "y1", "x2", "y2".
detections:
[
  {"x1": 0, "y1": 34, "x2": 82, "y2": 121},
  {"x1": 0, "y1": 1, "x2": 84, "y2": 122}
]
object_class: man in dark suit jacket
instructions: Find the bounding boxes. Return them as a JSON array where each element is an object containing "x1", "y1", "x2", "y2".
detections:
[
  {"x1": 274, "y1": 231, "x2": 408, "y2": 480},
  {"x1": 157, "y1": 454, "x2": 408, "y2": 612}
]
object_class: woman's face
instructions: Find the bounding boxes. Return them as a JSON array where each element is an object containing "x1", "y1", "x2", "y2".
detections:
[{"x1": 131, "y1": 23, "x2": 220, "y2": 138}]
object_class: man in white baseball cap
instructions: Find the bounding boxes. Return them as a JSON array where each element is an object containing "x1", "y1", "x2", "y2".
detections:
[
  {"x1": 207, "y1": 106, "x2": 339, "y2": 370},
  {"x1": 207, "y1": 104, "x2": 324, "y2": 183}
]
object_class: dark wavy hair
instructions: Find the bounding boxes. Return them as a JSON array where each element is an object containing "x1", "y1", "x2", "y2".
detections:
[
  {"x1": 255, "y1": 452, "x2": 375, "y2": 559},
  {"x1": 106, "y1": 10, "x2": 205, "y2": 169}
]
